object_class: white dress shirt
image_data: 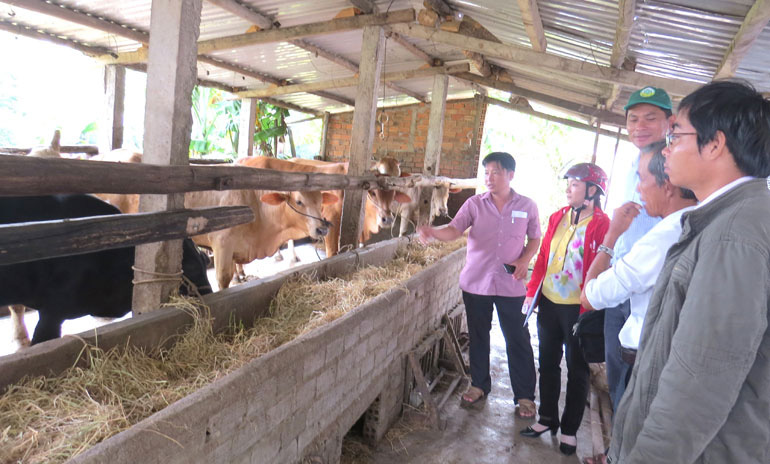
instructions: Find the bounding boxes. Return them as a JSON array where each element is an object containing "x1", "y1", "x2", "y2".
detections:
[{"x1": 584, "y1": 206, "x2": 695, "y2": 349}]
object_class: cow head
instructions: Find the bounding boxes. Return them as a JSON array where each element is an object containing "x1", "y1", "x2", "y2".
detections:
[
  {"x1": 431, "y1": 183, "x2": 462, "y2": 218},
  {"x1": 261, "y1": 191, "x2": 339, "y2": 239},
  {"x1": 369, "y1": 157, "x2": 412, "y2": 227}
]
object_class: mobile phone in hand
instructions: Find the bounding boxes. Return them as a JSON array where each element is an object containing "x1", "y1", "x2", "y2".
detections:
[{"x1": 503, "y1": 263, "x2": 516, "y2": 274}]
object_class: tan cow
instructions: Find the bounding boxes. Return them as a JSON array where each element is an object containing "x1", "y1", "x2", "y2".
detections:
[
  {"x1": 395, "y1": 183, "x2": 462, "y2": 236},
  {"x1": 280, "y1": 157, "x2": 411, "y2": 259},
  {"x1": 92, "y1": 148, "x2": 143, "y2": 214},
  {"x1": 28, "y1": 129, "x2": 61, "y2": 158},
  {"x1": 89, "y1": 151, "x2": 338, "y2": 290}
]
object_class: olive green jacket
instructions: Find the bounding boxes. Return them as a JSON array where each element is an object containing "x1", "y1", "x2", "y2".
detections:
[{"x1": 608, "y1": 178, "x2": 770, "y2": 464}]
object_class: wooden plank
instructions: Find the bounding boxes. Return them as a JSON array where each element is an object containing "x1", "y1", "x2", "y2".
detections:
[
  {"x1": 714, "y1": 0, "x2": 770, "y2": 79},
  {"x1": 384, "y1": 26, "x2": 440, "y2": 65},
  {"x1": 339, "y1": 26, "x2": 385, "y2": 249},
  {"x1": 0, "y1": 206, "x2": 253, "y2": 266},
  {"x1": 100, "y1": 9, "x2": 416, "y2": 64},
  {"x1": 407, "y1": 351, "x2": 441, "y2": 428},
  {"x1": 389, "y1": 22, "x2": 701, "y2": 97},
  {"x1": 0, "y1": 145, "x2": 99, "y2": 155},
  {"x1": 517, "y1": 0, "x2": 547, "y2": 52},
  {"x1": 611, "y1": 0, "x2": 636, "y2": 68},
  {"x1": 485, "y1": 96, "x2": 630, "y2": 141},
  {"x1": 238, "y1": 97, "x2": 258, "y2": 157},
  {"x1": 457, "y1": 72, "x2": 627, "y2": 127},
  {"x1": 0, "y1": 155, "x2": 477, "y2": 195},
  {"x1": 134, "y1": 0, "x2": 203, "y2": 314},
  {"x1": 100, "y1": 65, "x2": 126, "y2": 154},
  {"x1": 259, "y1": 97, "x2": 322, "y2": 117},
  {"x1": 349, "y1": 0, "x2": 377, "y2": 14},
  {"x1": 236, "y1": 63, "x2": 469, "y2": 98},
  {"x1": 419, "y1": 74, "x2": 448, "y2": 226}
]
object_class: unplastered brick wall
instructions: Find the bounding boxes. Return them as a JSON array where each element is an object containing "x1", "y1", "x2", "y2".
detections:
[
  {"x1": 325, "y1": 96, "x2": 487, "y2": 179},
  {"x1": 71, "y1": 239, "x2": 466, "y2": 464}
]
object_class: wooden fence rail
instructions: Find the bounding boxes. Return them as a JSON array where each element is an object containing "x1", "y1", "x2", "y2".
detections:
[
  {"x1": 0, "y1": 155, "x2": 478, "y2": 196},
  {"x1": 0, "y1": 206, "x2": 253, "y2": 266}
]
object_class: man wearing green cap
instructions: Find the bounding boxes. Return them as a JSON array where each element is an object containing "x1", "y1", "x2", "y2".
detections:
[{"x1": 603, "y1": 86, "x2": 673, "y2": 412}]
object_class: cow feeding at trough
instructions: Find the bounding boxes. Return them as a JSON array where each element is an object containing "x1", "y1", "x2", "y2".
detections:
[{"x1": 0, "y1": 238, "x2": 465, "y2": 464}]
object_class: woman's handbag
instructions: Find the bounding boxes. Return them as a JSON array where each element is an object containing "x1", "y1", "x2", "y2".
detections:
[{"x1": 573, "y1": 309, "x2": 605, "y2": 363}]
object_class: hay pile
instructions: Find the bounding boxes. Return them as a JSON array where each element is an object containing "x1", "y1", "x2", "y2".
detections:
[{"x1": 0, "y1": 239, "x2": 465, "y2": 464}]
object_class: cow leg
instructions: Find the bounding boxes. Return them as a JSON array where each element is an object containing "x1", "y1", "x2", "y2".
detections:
[
  {"x1": 9, "y1": 305, "x2": 31, "y2": 348},
  {"x1": 234, "y1": 263, "x2": 247, "y2": 282},
  {"x1": 325, "y1": 224, "x2": 340, "y2": 257},
  {"x1": 31, "y1": 312, "x2": 63, "y2": 345},
  {"x1": 213, "y1": 243, "x2": 235, "y2": 290},
  {"x1": 287, "y1": 240, "x2": 300, "y2": 264},
  {"x1": 399, "y1": 209, "x2": 410, "y2": 237}
]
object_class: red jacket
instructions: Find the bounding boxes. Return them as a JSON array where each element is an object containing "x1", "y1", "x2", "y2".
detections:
[{"x1": 526, "y1": 205, "x2": 610, "y2": 314}]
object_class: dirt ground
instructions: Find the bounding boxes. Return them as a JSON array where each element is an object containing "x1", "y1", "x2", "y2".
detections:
[{"x1": 342, "y1": 315, "x2": 595, "y2": 464}]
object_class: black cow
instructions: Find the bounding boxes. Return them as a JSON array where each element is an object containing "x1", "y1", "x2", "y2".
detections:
[{"x1": 0, "y1": 194, "x2": 212, "y2": 345}]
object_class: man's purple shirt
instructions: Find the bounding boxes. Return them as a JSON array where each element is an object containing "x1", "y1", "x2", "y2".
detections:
[{"x1": 449, "y1": 190, "x2": 541, "y2": 297}]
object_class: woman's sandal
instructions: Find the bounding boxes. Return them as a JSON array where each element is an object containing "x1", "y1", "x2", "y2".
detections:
[
  {"x1": 516, "y1": 398, "x2": 537, "y2": 418},
  {"x1": 460, "y1": 386, "x2": 487, "y2": 409}
]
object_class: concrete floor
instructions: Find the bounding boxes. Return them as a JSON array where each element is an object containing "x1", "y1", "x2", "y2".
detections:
[{"x1": 347, "y1": 314, "x2": 594, "y2": 464}]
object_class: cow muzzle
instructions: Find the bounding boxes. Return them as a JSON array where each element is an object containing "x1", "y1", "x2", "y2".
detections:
[
  {"x1": 380, "y1": 214, "x2": 394, "y2": 226},
  {"x1": 315, "y1": 226, "x2": 329, "y2": 237}
]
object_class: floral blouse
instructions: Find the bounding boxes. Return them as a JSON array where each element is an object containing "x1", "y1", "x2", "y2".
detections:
[{"x1": 541, "y1": 212, "x2": 591, "y2": 305}]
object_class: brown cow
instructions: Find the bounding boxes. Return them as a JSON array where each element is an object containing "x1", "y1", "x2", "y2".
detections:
[
  {"x1": 280, "y1": 157, "x2": 411, "y2": 259},
  {"x1": 91, "y1": 148, "x2": 143, "y2": 214},
  {"x1": 89, "y1": 151, "x2": 338, "y2": 290}
]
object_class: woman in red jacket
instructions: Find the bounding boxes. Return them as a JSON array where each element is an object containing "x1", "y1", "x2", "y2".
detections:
[{"x1": 519, "y1": 163, "x2": 610, "y2": 456}]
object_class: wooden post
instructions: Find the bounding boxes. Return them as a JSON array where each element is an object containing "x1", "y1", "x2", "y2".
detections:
[
  {"x1": 287, "y1": 126, "x2": 296, "y2": 157},
  {"x1": 100, "y1": 65, "x2": 125, "y2": 154},
  {"x1": 133, "y1": 0, "x2": 203, "y2": 315},
  {"x1": 237, "y1": 97, "x2": 257, "y2": 157},
  {"x1": 339, "y1": 26, "x2": 385, "y2": 249},
  {"x1": 319, "y1": 111, "x2": 330, "y2": 160},
  {"x1": 418, "y1": 74, "x2": 448, "y2": 226},
  {"x1": 591, "y1": 120, "x2": 602, "y2": 164}
]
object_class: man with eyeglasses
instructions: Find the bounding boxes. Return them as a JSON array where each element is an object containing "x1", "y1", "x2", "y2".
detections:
[
  {"x1": 603, "y1": 87, "x2": 673, "y2": 413},
  {"x1": 607, "y1": 80, "x2": 770, "y2": 464}
]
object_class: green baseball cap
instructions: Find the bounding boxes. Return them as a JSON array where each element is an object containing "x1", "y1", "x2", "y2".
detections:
[{"x1": 624, "y1": 86, "x2": 672, "y2": 111}]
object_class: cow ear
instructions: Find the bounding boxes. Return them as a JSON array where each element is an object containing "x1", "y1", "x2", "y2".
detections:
[
  {"x1": 400, "y1": 172, "x2": 411, "y2": 177},
  {"x1": 260, "y1": 192, "x2": 288, "y2": 205},
  {"x1": 395, "y1": 191, "x2": 412, "y2": 203},
  {"x1": 449, "y1": 187, "x2": 462, "y2": 193},
  {"x1": 322, "y1": 192, "x2": 339, "y2": 205}
]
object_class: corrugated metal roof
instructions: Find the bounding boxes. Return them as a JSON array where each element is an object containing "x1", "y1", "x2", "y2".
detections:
[{"x1": 2, "y1": 0, "x2": 769, "y2": 119}]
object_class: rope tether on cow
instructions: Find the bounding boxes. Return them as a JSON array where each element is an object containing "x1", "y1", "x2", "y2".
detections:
[{"x1": 284, "y1": 199, "x2": 332, "y2": 229}]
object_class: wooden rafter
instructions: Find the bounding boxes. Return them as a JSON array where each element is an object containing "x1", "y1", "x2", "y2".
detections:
[
  {"x1": 206, "y1": 0, "x2": 276, "y2": 29},
  {"x1": 714, "y1": 0, "x2": 770, "y2": 79},
  {"x1": 611, "y1": 0, "x2": 636, "y2": 68},
  {"x1": 457, "y1": 72, "x2": 627, "y2": 126},
  {"x1": 389, "y1": 22, "x2": 700, "y2": 96},
  {"x1": 100, "y1": 9, "x2": 415, "y2": 64},
  {"x1": 516, "y1": 0, "x2": 547, "y2": 52},
  {"x1": 236, "y1": 64, "x2": 469, "y2": 98},
  {"x1": 0, "y1": 17, "x2": 114, "y2": 57},
  {"x1": 485, "y1": 96, "x2": 629, "y2": 141}
]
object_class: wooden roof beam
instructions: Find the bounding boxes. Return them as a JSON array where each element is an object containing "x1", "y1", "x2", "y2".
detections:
[
  {"x1": 100, "y1": 9, "x2": 416, "y2": 64},
  {"x1": 3, "y1": 0, "x2": 148, "y2": 43},
  {"x1": 456, "y1": 71, "x2": 626, "y2": 126},
  {"x1": 516, "y1": 0, "x2": 547, "y2": 52},
  {"x1": 611, "y1": 0, "x2": 636, "y2": 68},
  {"x1": 0, "y1": 17, "x2": 114, "y2": 57},
  {"x1": 206, "y1": 0, "x2": 276, "y2": 29},
  {"x1": 714, "y1": 0, "x2": 770, "y2": 79},
  {"x1": 237, "y1": 63, "x2": 469, "y2": 98},
  {"x1": 389, "y1": 22, "x2": 700, "y2": 96}
]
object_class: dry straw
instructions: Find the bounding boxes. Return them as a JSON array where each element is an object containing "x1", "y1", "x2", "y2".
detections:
[{"x1": 0, "y1": 239, "x2": 465, "y2": 464}]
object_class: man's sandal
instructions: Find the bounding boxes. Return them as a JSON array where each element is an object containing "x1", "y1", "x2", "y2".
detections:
[
  {"x1": 460, "y1": 386, "x2": 487, "y2": 409},
  {"x1": 516, "y1": 398, "x2": 537, "y2": 418}
]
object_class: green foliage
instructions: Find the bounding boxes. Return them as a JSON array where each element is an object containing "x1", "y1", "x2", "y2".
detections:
[{"x1": 78, "y1": 121, "x2": 98, "y2": 144}]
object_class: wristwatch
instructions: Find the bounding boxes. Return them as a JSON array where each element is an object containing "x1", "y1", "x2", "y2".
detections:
[{"x1": 598, "y1": 244, "x2": 615, "y2": 258}]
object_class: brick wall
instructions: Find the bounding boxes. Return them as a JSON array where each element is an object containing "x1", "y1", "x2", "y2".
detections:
[
  {"x1": 72, "y1": 238, "x2": 466, "y2": 464},
  {"x1": 325, "y1": 96, "x2": 487, "y2": 179}
]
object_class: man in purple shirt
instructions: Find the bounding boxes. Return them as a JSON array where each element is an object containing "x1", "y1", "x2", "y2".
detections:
[{"x1": 418, "y1": 152, "x2": 542, "y2": 416}]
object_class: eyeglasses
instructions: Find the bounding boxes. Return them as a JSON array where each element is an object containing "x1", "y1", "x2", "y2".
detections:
[{"x1": 666, "y1": 131, "x2": 698, "y2": 147}]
